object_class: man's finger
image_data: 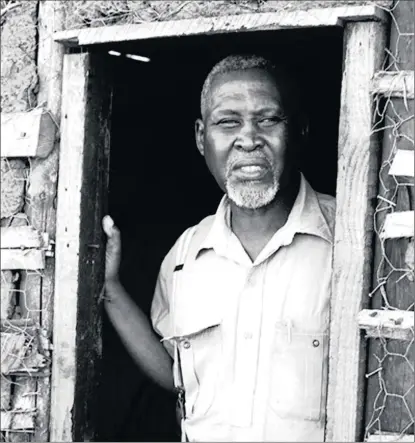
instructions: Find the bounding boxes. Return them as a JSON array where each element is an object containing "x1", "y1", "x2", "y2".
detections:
[{"x1": 102, "y1": 215, "x2": 115, "y2": 237}]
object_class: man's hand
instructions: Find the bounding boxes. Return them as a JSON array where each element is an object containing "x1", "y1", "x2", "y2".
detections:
[{"x1": 102, "y1": 215, "x2": 121, "y2": 282}]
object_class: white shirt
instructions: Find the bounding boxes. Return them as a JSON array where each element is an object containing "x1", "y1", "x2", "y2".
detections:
[{"x1": 151, "y1": 174, "x2": 335, "y2": 442}]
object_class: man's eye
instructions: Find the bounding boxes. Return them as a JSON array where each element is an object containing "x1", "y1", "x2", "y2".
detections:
[
  {"x1": 218, "y1": 119, "x2": 239, "y2": 128},
  {"x1": 258, "y1": 117, "x2": 283, "y2": 127}
]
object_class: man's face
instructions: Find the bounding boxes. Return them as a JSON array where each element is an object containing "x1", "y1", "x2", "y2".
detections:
[{"x1": 195, "y1": 68, "x2": 295, "y2": 210}]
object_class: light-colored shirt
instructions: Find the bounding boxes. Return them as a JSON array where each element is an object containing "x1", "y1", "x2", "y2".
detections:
[{"x1": 151, "y1": 174, "x2": 335, "y2": 442}]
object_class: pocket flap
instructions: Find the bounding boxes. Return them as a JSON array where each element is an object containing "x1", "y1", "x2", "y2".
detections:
[{"x1": 164, "y1": 314, "x2": 222, "y2": 341}]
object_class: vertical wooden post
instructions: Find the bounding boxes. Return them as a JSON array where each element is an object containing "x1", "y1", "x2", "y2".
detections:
[
  {"x1": 50, "y1": 52, "x2": 112, "y2": 442},
  {"x1": 325, "y1": 20, "x2": 387, "y2": 442},
  {"x1": 18, "y1": 2, "x2": 65, "y2": 442}
]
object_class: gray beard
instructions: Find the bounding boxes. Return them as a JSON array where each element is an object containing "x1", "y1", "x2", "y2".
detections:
[{"x1": 225, "y1": 178, "x2": 280, "y2": 209}]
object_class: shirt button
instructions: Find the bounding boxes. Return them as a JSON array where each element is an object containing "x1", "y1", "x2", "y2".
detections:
[
  {"x1": 312, "y1": 339, "x2": 320, "y2": 348},
  {"x1": 183, "y1": 340, "x2": 191, "y2": 349},
  {"x1": 244, "y1": 332, "x2": 253, "y2": 340}
]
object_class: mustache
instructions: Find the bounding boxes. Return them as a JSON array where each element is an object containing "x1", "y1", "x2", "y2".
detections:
[{"x1": 226, "y1": 152, "x2": 272, "y2": 175}]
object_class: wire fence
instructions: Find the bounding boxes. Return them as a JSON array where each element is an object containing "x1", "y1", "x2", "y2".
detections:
[
  {"x1": 0, "y1": 0, "x2": 413, "y2": 442},
  {"x1": 365, "y1": 1, "x2": 414, "y2": 440},
  {"x1": 1, "y1": 155, "x2": 50, "y2": 442}
]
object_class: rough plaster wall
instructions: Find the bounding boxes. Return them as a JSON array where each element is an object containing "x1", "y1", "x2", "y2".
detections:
[
  {"x1": 0, "y1": 158, "x2": 27, "y2": 219},
  {"x1": 1, "y1": 3, "x2": 41, "y2": 441},
  {"x1": 1, "y1": 1, "x2": 39, "y2": 113},
  {"x1": 63, "y1": 0, "x2": 392, "y2": 29}
]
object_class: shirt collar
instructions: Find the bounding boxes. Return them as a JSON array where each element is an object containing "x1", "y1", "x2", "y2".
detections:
[{"x1": 198, "y1": 173, "x2": 334, "y2": 258}]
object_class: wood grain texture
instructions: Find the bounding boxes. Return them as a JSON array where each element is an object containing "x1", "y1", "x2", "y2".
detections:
[
  {"x1": 358, "y1": 309, "x2": 414, "y2": 341},
  {"x1": 27, "y1": 2, "x2": 66, "y2": 441},
  {"x1": 380, "y1": 211, "x2": 414, "y2": 239},
  {"x1": 0, "y1": 250, "x2": 45, "y2": 271},
  {"x1": 367, "y1": 432, "x2": 415, "y2": 442},
  {"x1": 389, "y1": 150, "x2": 414, "y2": 178},
  {"x1": 53, "y1": 4, "x2": 387, "y2": 46},
  {"x1": 325, "y1": 21, "x2": 387, "y2": 442},
  {"x1": 0, "y1": 227, "x2": 44, "y2": 249},
  {"x1": 50, "y1": 51, "x2": 111, "y2": 442},
  {"x1": 371, "y1": 71, "x2": 414, "y2": 99},
  {"x1": 0, "y1": 108, "x2": 56, "y2": 158},
  {"x1": 50, "y1": 52, "x2": 88, "y2": 443}
]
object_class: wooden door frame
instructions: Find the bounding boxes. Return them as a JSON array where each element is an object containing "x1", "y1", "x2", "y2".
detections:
[{"x1": 51, "y1": 5, "x2": 389, "y2": 442}]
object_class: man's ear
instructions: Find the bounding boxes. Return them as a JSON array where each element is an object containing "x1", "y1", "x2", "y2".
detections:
[{"x1": 195, "y1": 119, "x2": 205, "y2": 156}]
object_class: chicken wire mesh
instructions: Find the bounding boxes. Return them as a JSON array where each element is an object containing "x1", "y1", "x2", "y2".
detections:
[
  {"x1": 364, "y1": 1, "x2": 414, "y2": 440},
  {"x1": 0, "y1": 0, "x2": 414, "y2": 441},
  {"x1": 1, "y1": 154, "x2": 52, "y2": 442}
]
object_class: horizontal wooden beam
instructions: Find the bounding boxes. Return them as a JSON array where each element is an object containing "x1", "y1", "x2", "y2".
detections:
[
  {"x1": 389, "y1": 149, "x2": 414, "y2": 178},
  {"x1": 1, "y1": 249, "x2": 45, "y2": 270},
  {"x1": 358, "y1": 309, "x2": 414, "y2": 341},
  {"x1": 0, "y1": 319, "x2": 35, "y2": 332},
  {"x1": 53, "y1": 4, "x2": 387, "y2": 47},
  {"x1": 367, "y1": 432, "x2": 415, "y2": 442},
  {"x1": 371, "y1": 71, "x2": 414, "y2": 99},
  {"x1": 380, "y1": 211, "x2": 414, "y2": 239},
  {"x1": 1, "y1": 226, "x2": 45, "y2": 249},
  {"x1": 1, "y1": 108, "x2": 57, "y2": 158},
  {"x1": 1, "y1": 411, "x2": 35, "y2": 431}
]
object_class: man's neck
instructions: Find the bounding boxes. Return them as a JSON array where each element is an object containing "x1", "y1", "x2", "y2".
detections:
[{"x1": 229, "y1": 172, "x2": 300, "y2": 261}]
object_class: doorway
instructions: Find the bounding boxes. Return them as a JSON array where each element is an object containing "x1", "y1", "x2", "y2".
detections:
[{"x1": 96, "y1": 26, "x2": 344, "y2": 441}]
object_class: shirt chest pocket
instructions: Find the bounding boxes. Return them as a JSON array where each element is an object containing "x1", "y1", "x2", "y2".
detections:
[
  {"x1": 169, "y1": 317, "x2": 223, "y2": 420},
  {"x1": 270, "y1": 323, "x2": 328, "y2": 422}
]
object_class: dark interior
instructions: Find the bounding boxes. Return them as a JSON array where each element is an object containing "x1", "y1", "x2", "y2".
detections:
[{"x1": 95, "y1": 26, "x2": 344, "y2": 441}]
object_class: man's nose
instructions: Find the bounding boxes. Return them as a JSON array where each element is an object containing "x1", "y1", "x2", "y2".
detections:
[{"x1": 234, "y1": 123, "x2": 263, "y2": 151}]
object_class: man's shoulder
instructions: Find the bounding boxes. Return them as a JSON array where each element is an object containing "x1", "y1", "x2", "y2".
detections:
[
  {"x1": 160, "y1": 214, "x2": 215, "y2": 275},
  {"x1": 315, "y1": 191, "x2": 336, "y2": 234}
]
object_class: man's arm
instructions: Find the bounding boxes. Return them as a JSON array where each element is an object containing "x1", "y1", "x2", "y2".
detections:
[{"x1": 102, "y1": 216, "x2": 175, "y2": 392}]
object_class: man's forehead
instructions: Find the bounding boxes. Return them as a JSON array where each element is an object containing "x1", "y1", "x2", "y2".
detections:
[
  {"x1": 208, "y1": 70, "x2": 283, "y2": 108},
  {"x1": 211, "y1": 68, "x2": 281, "y2": 92}
]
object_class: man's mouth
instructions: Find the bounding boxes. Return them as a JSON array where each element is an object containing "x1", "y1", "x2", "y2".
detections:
[{"x1": 230, "y1": 159, "x2": 270, "y2": 180}]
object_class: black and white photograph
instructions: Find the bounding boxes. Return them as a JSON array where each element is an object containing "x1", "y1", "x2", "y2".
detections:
[{"x1": 0, "y1": 1, "x2": 414, "y2": 442}]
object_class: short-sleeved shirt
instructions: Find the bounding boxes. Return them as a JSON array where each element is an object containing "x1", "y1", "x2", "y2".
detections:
[{"x1": 151, "y1": 174, "x2": 335, "y2": 442}]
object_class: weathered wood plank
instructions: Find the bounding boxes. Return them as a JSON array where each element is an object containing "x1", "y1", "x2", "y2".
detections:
[
  {"x1": 1, "y1": 250, "x2": 45, "y2": 271},
  {"x1": 53, "y1": 4, "x2": 387, "y2": 47},
  {"x1": 28, "y1": 2, "x2": 66, "y2": 440},
  {"x1": 371, "y1": 71, "x2": 414, "y2": 99},
  {"x1": 0, "y1": 227, "x2": 44, "y2": 249},
  {"x1": 1, "y1": 411, "x2": 35, "y2": 432},
  {"x1": 0, "y1": 108, "x2": 56, "y2": 158},
  {"x1": 389, "y1": 150, "x2": 414, "y2": 178},
  {"x1": 358, "y1": 309, "x2": 414, "y2": 341},
  {"x1": 380, "y1": 211, "x2": 414, "y2": 239},
  {"x1": 50, "y1": 53, "x2": 87, "y2": 443},
  {"x1": 325, "y1": 21, "x2": 387, "y2": 443},
  {"x1": 367, "y1": 432, "x2": 415, "y2": 442},
  {"x1": 51, "y1": 51, "x2": 111, "y2": 442}
]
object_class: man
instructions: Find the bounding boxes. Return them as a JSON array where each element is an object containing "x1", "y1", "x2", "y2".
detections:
[{"x1": 103, "y1": 54, "x2": 335, "y2": 442}]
